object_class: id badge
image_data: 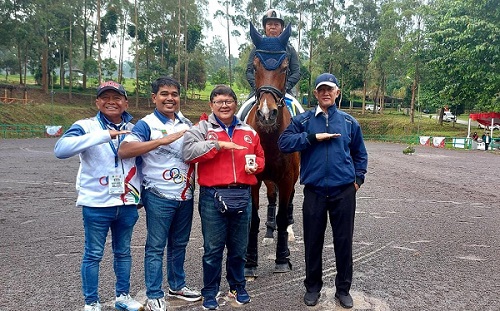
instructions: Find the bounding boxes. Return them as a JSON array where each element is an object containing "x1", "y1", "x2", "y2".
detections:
[{"x1": 108, "y1": 169, "x2": 125, "y2": 194}]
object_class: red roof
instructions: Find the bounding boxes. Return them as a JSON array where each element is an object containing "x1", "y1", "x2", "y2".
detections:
[{"x1": 469, "y1": 112, "x2": 500, "y2": 126}]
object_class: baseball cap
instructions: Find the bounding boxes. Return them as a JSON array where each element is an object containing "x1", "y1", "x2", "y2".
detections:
[
  {"x1": 96, "y1": 81, "x2": 128, "y2": 99},
  {"x1": 314, "y1": 73, "x2": 339, "y2": 89}
]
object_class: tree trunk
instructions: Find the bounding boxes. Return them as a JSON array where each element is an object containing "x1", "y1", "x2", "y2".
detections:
[
  {"x1": 97, "y1": 0, "x2": 102, "y2": 83},
  {"x1": 226, "y1": 1, "x2": 232, "y2": 86},
  {"x1": 296, "y1": 9, "x2": 302, "y2": 96},
  {"x1": 134, "y1": 0, "x2": 139, "y2": 108},
  {"x1": 42, "y1": 33, "x2": 49, "y2": 94},
  {"x1": 69, "y1": 17, "x2": 73, "y2": 102},
  {"x1": 83, "y1": 0, "x2": 88, "y2": 89},
  {"x1": 183, "y1": 27, "x2": 188, "y2": 107},
  {"x1": 362, "y1": 78, "x2": 367, "y2": 114},
  {"x1": 17, "y1": 44, "x2": 23, "y2": 85},
  {"x1": 410, "y1": 77, "x2": 416, "y2": 123},
  {"x1": 23, "y1": 45, "x2": 28, "y2": 85},
  {"x1": 176, "y1": 0, "x2": 181, "y2": 82},
  {"x1": 118, "y1": 14, "x2": 126, "y2": 84},
  {"x1": 60, "y1": 49, "x2": 65, "y2": 89}
]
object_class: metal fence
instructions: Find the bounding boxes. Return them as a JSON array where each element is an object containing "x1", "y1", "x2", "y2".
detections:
[{"x1": 363, "y1": 135, "x2": 420, "y2": 144}]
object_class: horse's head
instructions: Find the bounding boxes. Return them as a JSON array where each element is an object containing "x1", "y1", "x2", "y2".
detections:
[{"x1": 250, "y1": 22, "x2": 291, "y2": 129}]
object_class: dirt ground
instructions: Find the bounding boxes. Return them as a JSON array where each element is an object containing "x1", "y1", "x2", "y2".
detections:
[{"x1": 0, "y1": 139, "x2": 498, "y2": 311}]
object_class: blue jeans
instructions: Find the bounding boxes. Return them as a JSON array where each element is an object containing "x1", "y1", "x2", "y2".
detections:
[
  {"x1": 81, "y1": 205, "x2": 139, "y2": 305},
  {"x1": 142, "y1": 189, "x2": 194, "y2": 299},
  {"x1": 198, "y1": 186, "x2": 251, "y2": 299}
]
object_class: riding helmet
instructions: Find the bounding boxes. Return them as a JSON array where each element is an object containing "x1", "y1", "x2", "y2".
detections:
[{"x1": 262, "y1": 9, "x2": 285, "y2": 28}]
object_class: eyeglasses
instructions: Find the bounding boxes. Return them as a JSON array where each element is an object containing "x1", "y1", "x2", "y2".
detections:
[{"x1": 212, "y1": 100, "x2": 236, "y2": 106}]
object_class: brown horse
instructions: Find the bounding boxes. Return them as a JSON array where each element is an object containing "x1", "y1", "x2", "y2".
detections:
[{"x1": 244, "y1": 23, "x2": 300, "y2": 276}]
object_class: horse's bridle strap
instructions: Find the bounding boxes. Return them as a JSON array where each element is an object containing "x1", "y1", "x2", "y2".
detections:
[
  {"x1": 255, "y1": 49, "x2": 286, "y2": 54},
  {"x1": 256, "y1": 86, "x2": 285, "y2": 108}
]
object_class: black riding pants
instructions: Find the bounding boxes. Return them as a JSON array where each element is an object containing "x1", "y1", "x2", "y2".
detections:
[{"x1": 302, "y1": 185, "x2": 356, "y2": 295}]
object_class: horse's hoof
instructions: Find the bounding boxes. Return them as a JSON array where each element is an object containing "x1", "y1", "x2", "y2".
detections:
[
  {"x1": 287, "y1": 225, "x2": 295, "y2": 242},
  {"x1": 274, "y1": 262, "x2": 292, "y2": 273},
  {"x1": 244, "y1": 267, "x2": 258, "y2": 278},
  {"x1": 262, "y1": 237, "x2": 274, "y2": 246}
]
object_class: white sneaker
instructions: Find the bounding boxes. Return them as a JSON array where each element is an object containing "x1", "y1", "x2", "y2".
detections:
[
  {"x1": 145, "y1": 298, "x2": 166, "y2": 311},
  {"x1": 168, "y1": 286, "x2": 202, "y2": 302},
  {"x1": 115, "y1": 293, "x2": 144, "y2": 311},
  {"x1": 84, "y1": 301, "x2": 101, "y2": 311}
]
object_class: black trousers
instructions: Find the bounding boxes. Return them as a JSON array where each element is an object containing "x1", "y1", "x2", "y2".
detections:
[{"x1": 302, "y1": 185, "x2": 356, "y2": 295}]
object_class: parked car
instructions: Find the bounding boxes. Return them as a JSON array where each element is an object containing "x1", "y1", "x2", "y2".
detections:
[
  {"x1": 478, "y1": 123, "x2": 500, "y2": 131},
  {"x1": 443, "y1": 111, "x2": 456, "y2": 122},
  {"x1": 365, "y1": 104, "x2": 380, "y2": 111}
]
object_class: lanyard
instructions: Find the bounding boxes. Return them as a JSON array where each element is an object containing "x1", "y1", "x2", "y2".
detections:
[{"x1": 97, "y1": 113, "x2": 124, "y2": 168}]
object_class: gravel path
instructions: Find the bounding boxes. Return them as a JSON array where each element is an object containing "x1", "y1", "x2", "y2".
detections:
[{"x1": 0, "y1": 139, "x2": 498, "y2": 311}]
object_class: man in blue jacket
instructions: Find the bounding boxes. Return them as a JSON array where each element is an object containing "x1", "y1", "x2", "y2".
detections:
[{"x1": 278, "y1": 73, "x2": 368, "y2": 309}]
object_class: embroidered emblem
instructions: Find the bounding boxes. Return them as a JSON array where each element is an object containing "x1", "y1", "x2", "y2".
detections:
[
  {"x1": 207, "y1": 131, "x2": 218, "y2": 141},
  {"x1": 244, "y1": 135, "x2": 253, "y2": 144}
]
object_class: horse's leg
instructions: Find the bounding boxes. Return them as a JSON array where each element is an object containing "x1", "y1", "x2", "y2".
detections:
[
  {"x1": 245, "y1": 182, "x2": 261, "y2": 278},
  {"x1": 274, "y1": 183, "x2": 294, "y2": 273},
  {"x1": 287, "y1": 188, "x2": 295, "y2": 242},
  {"x1": 263, "y1": 181, "x2": 277, "y2": 244}
]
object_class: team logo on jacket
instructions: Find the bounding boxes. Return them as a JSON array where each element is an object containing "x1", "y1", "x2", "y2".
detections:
[
  {"x1": 244, "y1": 135, "x2": 252, "y2": 144},
  {"x1": 207, "y1": 131, "x2": 218, "y2": 141}
]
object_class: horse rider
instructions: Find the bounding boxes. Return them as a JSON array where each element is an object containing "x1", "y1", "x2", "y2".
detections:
[{"x1": 239, "y1": 8, "x2": 304, "y2": 121}]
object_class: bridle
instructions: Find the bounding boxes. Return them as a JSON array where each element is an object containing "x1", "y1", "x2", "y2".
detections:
[
  {"x1": 254, "y1": 48, "x2": 288, "y2": 109},
  {"x1": 256, "y1": 85, "x2": 285, "y2": 108}
]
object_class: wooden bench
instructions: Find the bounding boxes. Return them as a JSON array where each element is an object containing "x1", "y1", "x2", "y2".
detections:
[
  {"x1": 0, "y1": 85, "x2": 29, "y2": 104},
  {"x1": 0, "y1": 96, "x2": 30, "y2": 104}
]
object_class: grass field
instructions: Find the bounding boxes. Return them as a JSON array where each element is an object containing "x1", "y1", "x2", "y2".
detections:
[
  {"x1": 0, "y1": 79, "x2": 484, "y2": 142},
  {"x1": 0, "y1": 99, "x2": 473, "y2": 138}
]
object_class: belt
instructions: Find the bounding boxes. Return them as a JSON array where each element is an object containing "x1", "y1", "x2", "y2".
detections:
[{"x1": 213, "y1": 184, "x2": 249, "y2": 189}]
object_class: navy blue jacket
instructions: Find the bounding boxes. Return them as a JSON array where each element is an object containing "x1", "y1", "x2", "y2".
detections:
[{"x1": 278, "y1": 105, "x2": 367, "y2": 193}]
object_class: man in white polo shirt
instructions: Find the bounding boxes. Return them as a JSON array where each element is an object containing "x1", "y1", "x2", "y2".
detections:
[{"x1": 118, "y1": 76, "x2": 201, "y2": 311}]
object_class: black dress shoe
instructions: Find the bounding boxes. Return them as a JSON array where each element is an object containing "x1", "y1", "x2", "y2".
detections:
[
  {"x1": 335, "y1": 292, "x2": 353, "y2": 309},
  {"x1": 304, "y1": 291, "x2": 320, "y2": 306}
]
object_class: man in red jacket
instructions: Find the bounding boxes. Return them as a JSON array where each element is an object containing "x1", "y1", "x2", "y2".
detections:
[{"x1": 183, "y1": 85, "x2": 265, "y2": 310}]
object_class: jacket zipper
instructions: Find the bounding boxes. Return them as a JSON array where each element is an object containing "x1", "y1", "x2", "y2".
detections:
[{"x1": 225, "y1": 127, "x2": 237, "y2": 183}]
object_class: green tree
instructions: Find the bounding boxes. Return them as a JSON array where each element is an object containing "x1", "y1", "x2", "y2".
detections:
[
  {"x1": 211, "y1": 67, "x2": 229, "y2": 85},
  {"x1": 205, "y1": 36, "x2": 229, "y2": 78},
  {"x1": 102, "y1": 57, "x2": 118, "y2": 79},
  {"x1": 371, "y1": 0, "x2": 402, "y2": 113},
  {"x1": 345, "y1": 0, "x2": 381, "y2": 113},
  {"x1": 424, "y1": 0, "x2": 500, "y2": 112}
]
